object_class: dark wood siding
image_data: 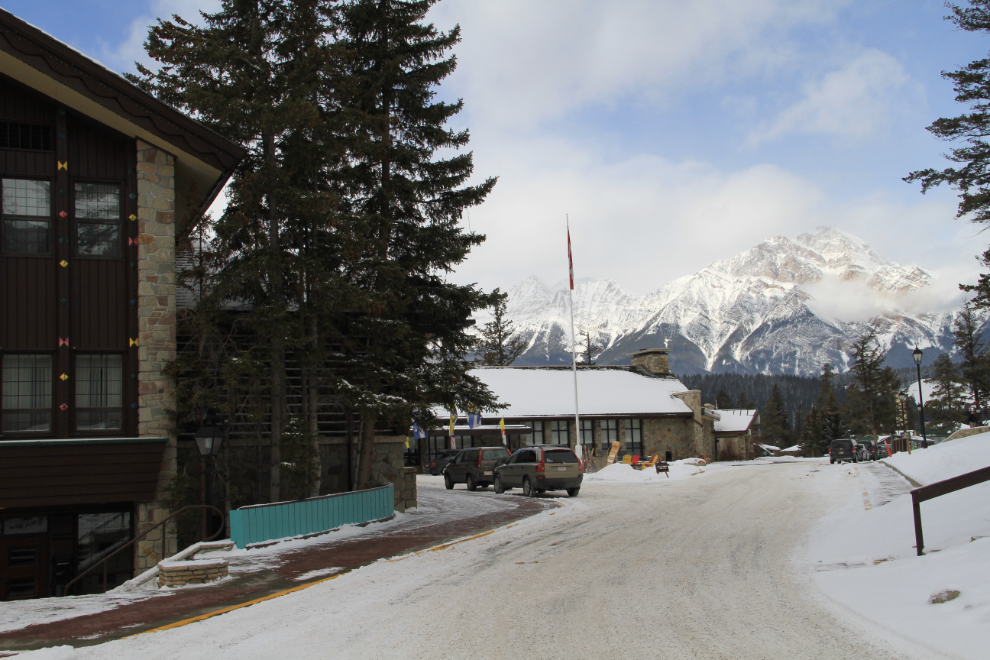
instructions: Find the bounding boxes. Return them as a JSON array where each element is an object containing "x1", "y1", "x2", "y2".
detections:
[
  {"x1": 70, "y1": 259, "x2": 127, "y2": 350},
  {"x1": 0, "y1": 256, "x2": 56, "y2": 349},
  {"x1": 67, "y1": 115, "x2": 129, "y2": 181},
  {"x1": 0, "y1": 440, "x2": 166, "y2": 507}
]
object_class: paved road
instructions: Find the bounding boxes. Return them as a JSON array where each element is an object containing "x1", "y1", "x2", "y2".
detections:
[{"x1": 42, "y1": 463, "x2": 943, "y2": 659}]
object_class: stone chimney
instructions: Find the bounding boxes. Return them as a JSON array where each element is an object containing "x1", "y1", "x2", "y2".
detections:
[{"x1": 630, "y1": 348, "x2": 671, "y2": 376}]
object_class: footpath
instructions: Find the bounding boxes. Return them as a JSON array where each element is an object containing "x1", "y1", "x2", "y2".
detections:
[{"x1": 0, "y1": 483, "x2": 550, "y2": 655}]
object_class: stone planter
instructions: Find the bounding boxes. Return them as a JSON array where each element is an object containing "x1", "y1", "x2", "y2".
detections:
[{"x1": 158, "y1": 557, "x2": 229, "y2": 588}]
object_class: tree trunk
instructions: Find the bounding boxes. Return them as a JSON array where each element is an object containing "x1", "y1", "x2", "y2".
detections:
[
  {"x1": 264, "y1": 128, "x2": 285, "y2": 503},
  {"x1": 358, "y1": 415, "x2": 376, "y2": 490},
  {"x1": 307, "y1": 316, "x2": 321, "y2": 497}
]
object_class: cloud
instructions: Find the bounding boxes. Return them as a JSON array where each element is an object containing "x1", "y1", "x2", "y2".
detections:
[
  {"x1": 99, "y1": 0, "x2": 221, "y2": 72},
  {"x1": 430, "y1": 0, "x2": 849, "y2": 130},
  {"x1": 748, "y1": 48, "x2": 921, "y2": 144}
]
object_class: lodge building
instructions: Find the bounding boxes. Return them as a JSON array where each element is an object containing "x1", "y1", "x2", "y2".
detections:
[{"x1": 0, "y1": 9, "x2": 243, "y2": 600}]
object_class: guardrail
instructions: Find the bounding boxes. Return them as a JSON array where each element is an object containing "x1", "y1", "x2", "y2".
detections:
[
  {"x1": 911, "y1": 465, "x2": 990, "y2": 555},
  {"x1": 229, "y1": 484, "x2": 394, "y2": 548}
]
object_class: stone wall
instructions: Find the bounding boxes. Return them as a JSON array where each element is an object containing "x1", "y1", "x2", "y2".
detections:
[
  {"x1": 367, "y1": 436, "x2": 417, "y2": 513},
  {"x1": 133, "y1": 140, "x2": 179, "y2": 573},
  {"x1": 158, "y1": 559, "x2": 228, "y2": 588}
]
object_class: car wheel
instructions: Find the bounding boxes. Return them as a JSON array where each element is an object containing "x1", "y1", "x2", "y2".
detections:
[
  {"x1": 522, "y1": 476, "x2": 536, "y2": 497},
  {"x1": 567, "y1": 488, "x2": 580, "y2": 497},
  {"x1": 494, "y1": 474, "x2": 504, "y2": 495},
  {"x1": 466, "y1": 474, "x2": 477, "y2": 492},
  {"x1": 830, "y1": 459, "x2": 834, "y2": 464},
  {"x1": 444, "y1": 473, "x2": 454, "y2": 490}
]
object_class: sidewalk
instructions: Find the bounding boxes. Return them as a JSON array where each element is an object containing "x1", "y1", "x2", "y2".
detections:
[{"x1": 0, "y1": 483, "x2": 552, "y2": 654}]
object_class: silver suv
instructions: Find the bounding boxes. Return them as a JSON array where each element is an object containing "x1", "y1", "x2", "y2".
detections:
[{"x1": 493, "y1": 446, "x2": 582, "y2": 497}]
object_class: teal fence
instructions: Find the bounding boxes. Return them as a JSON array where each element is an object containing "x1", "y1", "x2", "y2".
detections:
[{"x1": 229, "y1": 484, "x2": 394, "y2": 549}]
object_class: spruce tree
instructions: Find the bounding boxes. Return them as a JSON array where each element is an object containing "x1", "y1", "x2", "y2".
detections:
[
  {"x1": 477, "y1": 289, "x2": 527, "y2": 366},
  {"x1": 338, "y1": 0, "x2": 499, "y2": 488},
  {"x1": 952, "y1": 303, "x2": 990, "y2": 406},
  {"x1": 929, "y1": 353, "x2": 968, "y2": 429},
  {"x1": 761, "y1": 384, "x2": 788, "y2": 446},
  {"x1": 844, "y1": 325, "x2": 899, "y2": 439},
  {"x1": 716, "y1": 390, "x2": 734, "y2": 409},
  {"x1": 575, "y1": 327, "x2": 603, "y2": 366}
]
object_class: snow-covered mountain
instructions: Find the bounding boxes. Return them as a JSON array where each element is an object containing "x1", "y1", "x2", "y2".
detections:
[{"x1": 498, "y1": 227, "x2": 972, "y2": 375}]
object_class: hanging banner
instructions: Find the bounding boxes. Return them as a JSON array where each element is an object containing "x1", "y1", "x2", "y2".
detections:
[{"x1": 499, "y1": 418, "x2": 507, "y2": 447}]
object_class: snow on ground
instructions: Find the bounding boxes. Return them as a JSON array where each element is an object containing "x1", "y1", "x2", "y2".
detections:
[
  {"x1": 808, "y1": 434, "x2": 990, "y2": 660},
  {"x1": 583, "y1": 458, "x2": 731, "y2": 483},
  {"x1": 0, "y1": 593, "x2": 158, "y2": 635}
]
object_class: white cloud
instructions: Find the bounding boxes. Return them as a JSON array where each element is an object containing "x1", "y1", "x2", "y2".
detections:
[
  {"x1": 99, "y1": 0, "x2": 221, "y2": 72},
  {"x1": 748, "y1": 48, "x2": 921, "y2": 144},
  {"x1": 430, "y1": 0, "x2": 849, "y2": 129}
]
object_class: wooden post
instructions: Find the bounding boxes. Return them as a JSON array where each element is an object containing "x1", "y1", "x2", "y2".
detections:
[{"x1": 912, "y1": 491, "x2": 924, "y2": 556}]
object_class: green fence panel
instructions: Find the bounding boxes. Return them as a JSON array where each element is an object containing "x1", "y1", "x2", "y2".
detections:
[{"x1": 229, "y1": 484, "x2": 394, "y2": 548}]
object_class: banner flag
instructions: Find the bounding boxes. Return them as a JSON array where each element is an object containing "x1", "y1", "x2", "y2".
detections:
[
  {"x1": 467, "y1": 412, "x2": 482, "y2": 428},
  {"x1": 412, "y1": 423, "x2": 427, "y2": 440},
  {"x1": 499, "y1": 418, "x2": 507, "y2": 447}
]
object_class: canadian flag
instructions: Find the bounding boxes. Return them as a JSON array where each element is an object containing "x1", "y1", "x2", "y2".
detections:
[{"x1": 567, "y1": 227, "x2": 574, "y2": 290}]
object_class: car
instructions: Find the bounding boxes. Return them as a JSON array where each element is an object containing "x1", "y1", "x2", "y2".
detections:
[
  {"x1": 427, "y1": 449, "x2": 460, "y2": 476},
  {"x1": 859, "y1": 441, "x2": 879, "y2": 461},
  {"x1": 443, "y1": 446, "x2": 511, "y2": 491},
  {"x1": 493, "y1": 445, "x2": 583, "y2": 497},
  {"x1": 829, "y1": 439, "x2": 856, "y2": 464}
]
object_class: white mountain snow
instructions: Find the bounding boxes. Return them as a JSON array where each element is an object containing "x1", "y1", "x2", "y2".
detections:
[{"x1": 497, "y1": 227, "x2": 968, "y2": 375}]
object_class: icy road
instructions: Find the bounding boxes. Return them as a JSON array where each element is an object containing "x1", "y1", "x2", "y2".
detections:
[{"x1": 54, "y1": 460, "x2": 943, "y2": 660}]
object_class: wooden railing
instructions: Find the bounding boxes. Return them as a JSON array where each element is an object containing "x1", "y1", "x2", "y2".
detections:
[
  {"x1": 912, "y1": 465, "x2": 990, "y2": 555},
  {"x1": 229, "y1": 484, "x2": 394, "y2": 548}
]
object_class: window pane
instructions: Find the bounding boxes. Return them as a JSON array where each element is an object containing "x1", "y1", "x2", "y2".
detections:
[
  {"x1": 76, "y1": 410, "x2": 122, "y2": 431},
  {"x1": 77, "y1": 222, "x2": 120, "y2": 257},
  {"x1": 2, "y1": 179, "x2": 50, "y2": 216},
  {"x1": 2, "y1": 354, "x2": 52, "y2": 432},
  {"x1": 2, "y1": 218, "x2": 50, "y2": 254},
  {"x1": 74, "y1": 183, "x2": 120, "y2": 220},
  {"x1": 76, "y1": 355, "x2": 122, "y2": 408}
]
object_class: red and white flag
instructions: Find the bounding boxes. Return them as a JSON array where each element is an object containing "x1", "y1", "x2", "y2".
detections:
[{"x1": 567, "y1": 226, "x2": 574, "y2": 290}]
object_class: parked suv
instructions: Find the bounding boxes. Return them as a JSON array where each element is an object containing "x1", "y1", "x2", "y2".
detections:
[
  {"x1": 829, "y1": 439, "x2": 856, "y2": 464},
  {"x1": 859, "y1": 441, "x2": 878, "y2": 462},
  {"x1": 443, "y1": 447, "x2": 511, "y2": 491},
  {"x1": 428, "y1": 449, "x2": 460, "y2": 476},
  {"x1": 493, "y1": 446, "x2": 583, "y2": 497}
]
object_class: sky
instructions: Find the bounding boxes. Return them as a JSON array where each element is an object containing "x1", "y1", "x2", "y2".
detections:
[{"x1": 7, "y1": 0, "x2": 990, "y2": 301}]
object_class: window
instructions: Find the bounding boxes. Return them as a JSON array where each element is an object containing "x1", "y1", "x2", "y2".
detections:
[
  {"x1": 579, "y1": 419, "x2": 593, "y2": 447},
  {"x1": 522, "y1": 421, "x2": 544, "y2": 446},
  {"x1": 544, "y1": 450, "x2": 578, "y2": 463},
  {"x1": 550, "y1": 420, "x2": 569, "y2": 445},
  {"x1": 624, "y1": 418, "x2": 643, "y2": 456},
  {"x1": 601, "y1": 419, "x2": 620, "y2": 452},
  {"x1": 74, "y1": 182, "x2": 120, "y2": 258},
  {"x1": 75, "y1": 354, "x2": 122, "y2": 431},
  {"x1": 1, "y1": 179, "x2": 51, "y2": 254},
  {"x1": 1, "y1": 355, "x2": 52, "y2": 433},
  {"x1": 0, "y1": 122, "x2": 53, "y2": 151}
]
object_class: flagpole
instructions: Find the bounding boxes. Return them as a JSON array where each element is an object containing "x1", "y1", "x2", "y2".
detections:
[{"x1": 567, "y1": 216, "x2": 582, "y2": 460}]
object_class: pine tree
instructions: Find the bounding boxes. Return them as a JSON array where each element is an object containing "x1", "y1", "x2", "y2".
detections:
[
  {"x1": 734, "y1": 390, "x2": 756, "y2": 410},
  {"x1": 716, "y1": 390, "x2": 734, "y2": 409},
  {"x1": 575, "y1": 327, "x2": 603, "y2": 366},
  {"x1": 761, "y1": 384, "x2": 789, "y2": 446},
  {"x1": 844, "y1": 325, "x2": 900, "y2": 439},
  {"x1": 338, "y1": 0, "x2": 499, "y2": 489},
  {"x1": 952, "y1": 303, "x2": 990, "y2": 406},
  {"x1": 929, "y1": 353, "x2": 967, "y2": 429},
  {"x1": 905, "y1": 2, "x2": 990, "y2": 307},
  {"x1": 476, "y1": 289, "x2": 526, "y2": 366}
]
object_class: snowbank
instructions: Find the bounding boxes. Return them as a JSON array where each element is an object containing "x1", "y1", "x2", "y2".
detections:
[
  {"x1": 810, "y1": 433, "x2": 990, "y2": 660},
  {"x1": 882, "y1": 431, "x2": 990, "y2": 486}
]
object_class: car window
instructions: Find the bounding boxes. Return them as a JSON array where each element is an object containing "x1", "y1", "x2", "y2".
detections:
[
  {"x1": 544, "y1": 450, "x2": 577, "y2": 463},
  {"x1": 482, "y1": 448, "x2": 509, "y2": 461},
  {"x1": 515, "y1": 450, "x2": 535, "y2": 463}
]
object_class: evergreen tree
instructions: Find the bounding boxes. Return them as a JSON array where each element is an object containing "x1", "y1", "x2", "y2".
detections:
[
  {"x1": 761, "y1": 384, "x2": 789, "y2": 445},
  {"x1": 929, "y1": 353, "x2": 967, "y2": 429},
  {"x1": 734, "y1": 390, "x2": 756, "y2": 410},
  {"x1": 575, "y1": 327, "x2": 604, "y2": 366},
  {"x1": 476, "y1": 289, "x2": 526, "y2": 366},
  {"x1": 716, "y1": 390, "x2": 734, "y2": 409},
  {"x1": 821, "y1": 409, "x2": 851, "y2": 445},
  {"x1": 844, "y1": 325, "x2": 899, "y2": 439},
  {"x1": 952, "y1": 303, "x2": 990, "y2": 406},
  {"x1": 905, "y1": 2, "x2": 990, "y2": 307},
  {"x1": 339, "y1": 0, "x2": 499, "y2": 489}
]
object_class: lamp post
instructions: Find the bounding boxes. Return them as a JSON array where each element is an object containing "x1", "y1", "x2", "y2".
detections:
[
  {"x1": 913, "y1": 348, "x2": 928, "y2": 449},
  {"x1": 194, "y1": 425, "x2": 224, "y2": 541},
  {"x1": 898, "y1": 390, "x2": 908, "y2": 454}
]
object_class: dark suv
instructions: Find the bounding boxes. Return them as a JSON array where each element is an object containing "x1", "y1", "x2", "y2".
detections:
[
  {"x1": 428, "y1": 449, "x2": 459, "y2": 476},
  {"x1": 443, "y1": 447, "x2": 511, "y2": 491},
  {"x1": 829, "y1": 439, "x2": 856, "y2": 464},
  {"x1": 493, "y1": 446, "x2": 583, "y2": 497}
]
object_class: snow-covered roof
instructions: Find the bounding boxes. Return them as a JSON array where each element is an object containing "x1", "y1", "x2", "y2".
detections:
[
  {"x1": 714, "y1": 409, "x2": 758, "y2": 434},
  {"x1": 465, "y1": 367, "x2": 695, "y2": 418}
]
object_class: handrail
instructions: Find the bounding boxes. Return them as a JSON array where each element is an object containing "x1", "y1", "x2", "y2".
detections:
[
  {"x1": 63, "y1": 504, "x2": 225, "y2": 596},
  {"x1": 911, "y1": 465, "x2": 990, "y2": 555}
]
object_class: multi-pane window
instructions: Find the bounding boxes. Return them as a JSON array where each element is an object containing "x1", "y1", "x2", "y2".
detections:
[
  {"x1": 522, "y1": 421, "x2": 544, "y2": 446},
  {"x1": 74, "y1": 182, "x2": 121, "y2": 258},
  {"x1": 579, "y1": 419, "x2": 593, "y2": 447},
  {"x1": 624, "y1": 418, "x2": 643, "y2": 457},
  {"x1": 550, "y1": 420, "x2": 569, "y2": 445},
  {"x1": 1, "y1": 354, "x2": 52, "y2": 433},
  {"x1": 1, "y1": 179, "x2": 51, "y2": 254},
  {"x1": 75, "y1": 354, "x2": 122, "y2": 431},
  {"x1": 601, "y1": 419, "x2": 620, "y2": 452}
]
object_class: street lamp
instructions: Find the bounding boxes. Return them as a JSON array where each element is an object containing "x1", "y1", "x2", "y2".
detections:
[
  {"x1": 194, "y1": 425, "x2": 224, "y2": 540},
  {"x1": 912, "y1": 348, "x2": 928, "y2": 449},
  {"x1": 898, "y1": 390, "x2": 908, "y2": 454}
]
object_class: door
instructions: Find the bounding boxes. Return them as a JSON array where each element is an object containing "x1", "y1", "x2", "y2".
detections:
[{"x1": 1, "y1": 535, "x2": 49, "y2": 600}]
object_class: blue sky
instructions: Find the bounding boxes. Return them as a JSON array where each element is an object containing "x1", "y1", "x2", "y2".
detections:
[{"x1": 7, "y1": 0, "x2": 990, "y2": 307}]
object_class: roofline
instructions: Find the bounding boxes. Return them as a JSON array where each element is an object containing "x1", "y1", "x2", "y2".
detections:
[{"x1": 0, "y1": 8, "x2": 245, "y2": 178}]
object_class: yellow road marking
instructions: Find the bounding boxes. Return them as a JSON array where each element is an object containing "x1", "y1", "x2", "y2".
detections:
[
  {"x1": 129, "y1": 572, "x2": 348, "y2": 637},
  {"x1": 429, "y1": 529, "x2": 495, "y2": 551}
]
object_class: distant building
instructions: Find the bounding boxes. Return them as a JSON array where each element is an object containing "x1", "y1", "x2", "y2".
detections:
[
  {"x1": 416, "y1": 348, "x2": 719, "y2": 467},
  {"x1": 714, "y1": 409, "x2": 761, "y2": 461}
]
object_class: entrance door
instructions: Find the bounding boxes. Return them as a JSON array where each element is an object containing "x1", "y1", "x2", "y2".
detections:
[{"x1": 0, "y1": 535, "x2": 49, "y2": 600}]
